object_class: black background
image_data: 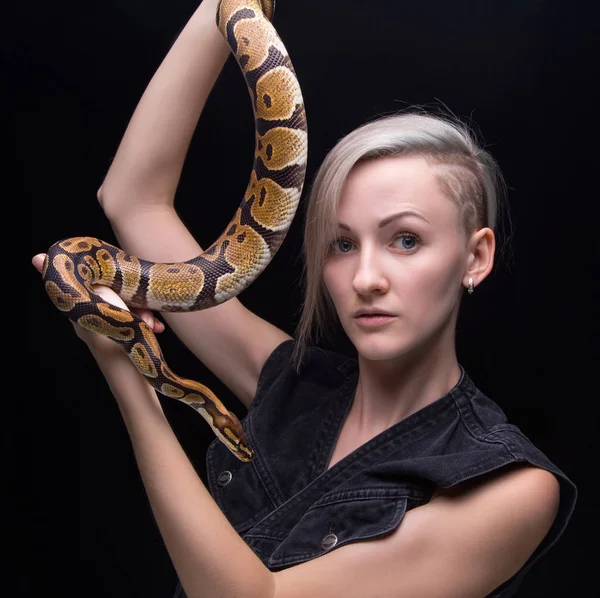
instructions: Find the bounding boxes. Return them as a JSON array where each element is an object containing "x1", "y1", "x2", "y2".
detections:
[{"x1": 16, "y1": 0, "x2": 597, "y2": 596}]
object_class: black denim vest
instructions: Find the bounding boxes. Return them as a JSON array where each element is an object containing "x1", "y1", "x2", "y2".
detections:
[{"x1": 174, "y1": 339, "x2": 577, "y2": 597}]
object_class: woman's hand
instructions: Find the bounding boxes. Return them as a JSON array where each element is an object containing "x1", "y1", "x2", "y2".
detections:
[{"x1": 31, "y1": 253, "x2": 165, "y2": 351}]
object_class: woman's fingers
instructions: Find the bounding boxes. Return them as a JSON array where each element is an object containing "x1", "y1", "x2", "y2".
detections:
[
  {"x1": 131, "y1": 308, "x2": 166, "y2": 333},
  {"x1": 92, "y1": 284, "x2": 129, "y2": 310},
  {"x1": 32, "y1": 253, "x2": 46, "y2": 273}
]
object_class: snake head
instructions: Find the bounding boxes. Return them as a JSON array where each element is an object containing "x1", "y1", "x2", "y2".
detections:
[
  {"x1": 218, "y1": 427, "x2": 255, "y2": 462},
  {"x1": 215, "y1": 430, "x2": 255, "y2": 462},
  {"x1": 234, "y1": 443, "x2": 255, "y2": 462}
]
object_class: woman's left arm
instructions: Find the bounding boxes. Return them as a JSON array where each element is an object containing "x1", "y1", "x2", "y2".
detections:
[{"x1": 33, "y1": 258, "x2": 560, "y2": 598}]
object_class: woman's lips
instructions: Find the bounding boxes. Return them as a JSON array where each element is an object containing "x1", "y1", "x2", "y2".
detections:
[{"x1": 354, "y1": 314, "x2": 397, "y2": 327}]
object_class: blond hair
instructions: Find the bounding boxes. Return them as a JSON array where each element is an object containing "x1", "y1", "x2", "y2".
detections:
[{"x1": 292, "y1": 110, "x2": 508, "y2": 368}]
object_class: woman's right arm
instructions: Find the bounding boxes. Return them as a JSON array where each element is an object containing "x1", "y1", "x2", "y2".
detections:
[{"x1": 97, "y1": 0, "x2": 292, "y2": 408}]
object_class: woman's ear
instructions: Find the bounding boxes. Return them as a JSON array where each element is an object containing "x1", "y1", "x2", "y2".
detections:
[{"x1": 463, "y1": 227, "x2": 495, "y2": 290}]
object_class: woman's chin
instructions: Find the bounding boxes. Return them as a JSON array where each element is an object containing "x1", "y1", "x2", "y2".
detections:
[{"x1": 349, "y1": 334, "x2": 415, "y2": 363}]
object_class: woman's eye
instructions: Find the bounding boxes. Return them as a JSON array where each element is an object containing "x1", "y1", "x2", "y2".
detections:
[
  {"x1": 393, "y1": 233, "x2": 420, "y2": 251},
  {"x1": 331, "y1": 238, "x2": 354, "y2": 253}
]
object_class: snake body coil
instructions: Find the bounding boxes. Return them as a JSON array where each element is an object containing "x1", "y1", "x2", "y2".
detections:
[{"x1": 41, "y1": 0, "x2": 307, "y2": 462}]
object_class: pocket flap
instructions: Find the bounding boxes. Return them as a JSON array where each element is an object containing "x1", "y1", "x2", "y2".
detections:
[{"x1": 266, "y1": 496, "x2": 408, "y2": 569}]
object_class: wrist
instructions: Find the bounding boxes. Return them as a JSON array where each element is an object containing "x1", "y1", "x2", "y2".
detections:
[
  {"x1": 86, "y1": 341, "x2": 166, "y2": 415},
  {"x1": 84, "y1": 335, "x2": 133, "y2": 376}
]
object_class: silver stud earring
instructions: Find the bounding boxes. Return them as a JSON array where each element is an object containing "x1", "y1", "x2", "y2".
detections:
[{"x1": 467, "y1": 277, "x2": 474, "y2": 294}]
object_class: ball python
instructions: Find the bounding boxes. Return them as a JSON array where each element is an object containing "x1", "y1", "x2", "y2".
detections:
[{"x1": 40, "y1": 0, "x2": 307, "y2": 463}]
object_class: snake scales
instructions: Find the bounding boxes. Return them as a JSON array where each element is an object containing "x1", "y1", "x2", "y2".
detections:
[{"x1": 41, "y1": 0, "x2": 307, "y2": 462}]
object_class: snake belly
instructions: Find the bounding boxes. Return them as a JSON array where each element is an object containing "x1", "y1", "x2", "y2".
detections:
[{"x1": 41, "y1": 0, "x2": 308, "y2": 462}]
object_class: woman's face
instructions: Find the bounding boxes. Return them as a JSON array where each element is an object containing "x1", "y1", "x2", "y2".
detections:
[{"x1": 322, "y1": 154, "x2": 473, "y2": 363}]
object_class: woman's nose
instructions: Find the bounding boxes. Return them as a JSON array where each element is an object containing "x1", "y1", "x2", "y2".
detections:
[{"x1": 352, "y1": 250, "x2": 390, "y2": 296}]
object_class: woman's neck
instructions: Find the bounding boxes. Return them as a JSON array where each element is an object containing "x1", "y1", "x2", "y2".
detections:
[{"x1": 351, "y1": 343, "x2": 462, "y2": 435}]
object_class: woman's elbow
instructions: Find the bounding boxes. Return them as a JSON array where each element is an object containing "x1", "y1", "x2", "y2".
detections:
[
  {"x1": 95, "y1": 183, "x2": 130, "y2": 222},
  {"x1": 96, "y1": 184, "x2": 105, "y2": 208}
]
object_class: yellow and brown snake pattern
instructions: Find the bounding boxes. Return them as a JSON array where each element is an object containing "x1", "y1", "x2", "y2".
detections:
[{"x1": 41, "y1": 0, "x2": 307, "y2": 462}]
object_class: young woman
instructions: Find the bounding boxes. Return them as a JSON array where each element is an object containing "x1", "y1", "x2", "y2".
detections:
[{"x1": 32, "y1": 0, "x2": 577, "y2": 596}]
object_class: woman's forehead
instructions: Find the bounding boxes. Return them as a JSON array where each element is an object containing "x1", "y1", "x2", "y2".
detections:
[{"x1": 337, "y1": 156, "x2": 459, "y2": 226}]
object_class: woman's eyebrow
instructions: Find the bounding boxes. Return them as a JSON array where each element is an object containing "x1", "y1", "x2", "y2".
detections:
[
  {"x1": 338, "y1": 210, "x2": 430, "y2": 231},
  {"x1": 378, "y1": 211, "x2": 430, "y2": 227}
]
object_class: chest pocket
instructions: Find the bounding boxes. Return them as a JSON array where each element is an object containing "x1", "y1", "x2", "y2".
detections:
[
  {"x1": 246, "y1": 492, "x2": 409, "y2": 570},
  {"x1": 206, "y1": 439, "x2": 276, "y2": 534}
]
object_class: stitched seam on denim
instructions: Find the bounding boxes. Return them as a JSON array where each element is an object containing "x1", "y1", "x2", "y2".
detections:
[
  {"x1": 306, "y1": 371, "x2": 356, "y2": 478},
  {"x1": 445, "y1": 456, "x2": 519, "y2": 487},
  {"x1": 321, "y1": 376, "x2": 356, "y2": 474},
  {"x1": 245, "y1": 530, "x2": 290, "y2": 542},
  {"x1": 311, "y1": 488, "x2": 424, "y2": 508},
  {"x1": 245, "y1": 364, "x2": 290, "y2": 506},
  {"x1": 486, "y1": 424, "x2": 556, "y2": 460},
  {"x1": 450, "y1": 382, "x2": 489, "y2": 444},
  {"x1": 482, "y1": 424, "x2": 520, "y2": 437},
  {"x1": 482, "y1": 426, "x2": 523, "y2": 444},
  {"x1": 233, "y1": 506, "x2": 274, "y2": 535},
  {"x1": 451, "y1": 391, "x2": 523, "y2": 462},
  {"x1": 484, "y1": 429, "x2": 572, "y2": 487},
  {"x1": 310, "y1": 495, "x2": 406, "y2": 509},
  {"x1": 392, "y1": 496, "x2": 408, "y2": 527},
  {"x1": 479, "y1": 431, "x2": 519, "y2": 460},
  {"x1": 249, "y1": 424, "x2": 285, "y2": 506}
]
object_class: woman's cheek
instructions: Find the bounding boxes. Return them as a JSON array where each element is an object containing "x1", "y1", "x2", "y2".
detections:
[{"x1": 323, "y1": 262, "x2": 348, "y2": 303}]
